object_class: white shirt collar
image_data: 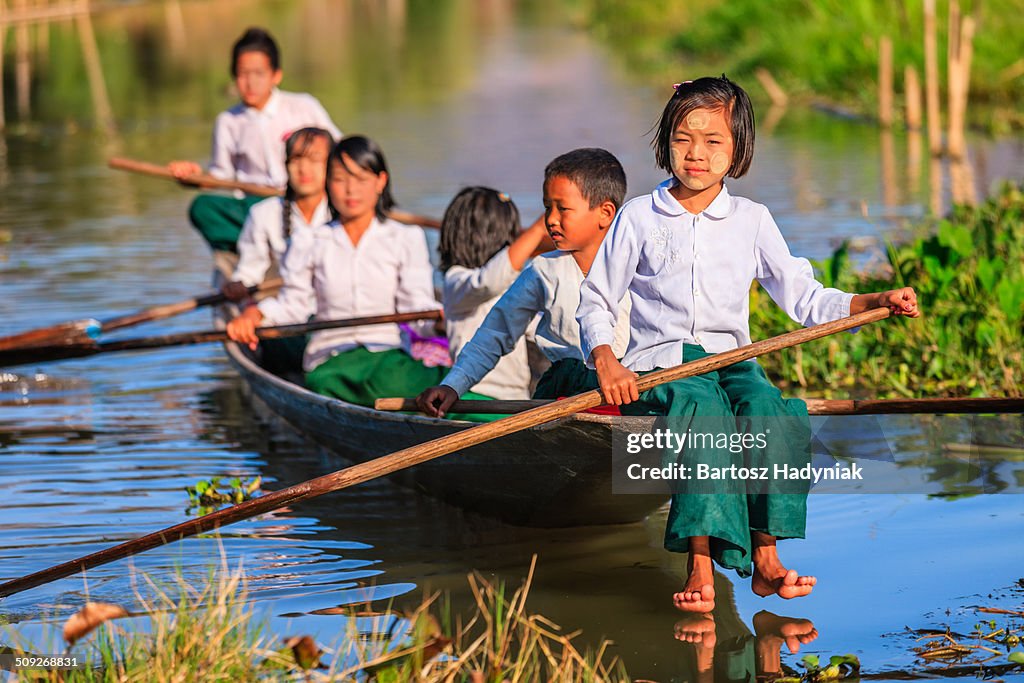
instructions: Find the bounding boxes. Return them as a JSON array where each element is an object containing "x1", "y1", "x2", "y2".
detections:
[
  {"x1": 653, "y1": 178, "x2": 734, "y2": 220},
  {"x1": 249, "y1": 88, "x2": 282, "y2": 117}
]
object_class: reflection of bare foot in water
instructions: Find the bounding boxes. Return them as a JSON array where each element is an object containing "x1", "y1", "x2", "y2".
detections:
[
  {"x1": 674, "y1": 613, "x2": 717, "y2": 677},
  {"x1": 750, "y1": 532, "x2": 816, "y2": 600},
  {"x1": 673, "y1": 537, "x2": 716, "y2": 613},
  {"x1": 753, "y1": 610, "x2": 818, "y2": 676}
]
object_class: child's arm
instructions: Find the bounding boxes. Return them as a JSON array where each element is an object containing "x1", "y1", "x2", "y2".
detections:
[
  {"x1": 169, "y1": 113, "x2": 231, "y2": 180},
  {"x1": 511, "y1": 214, "x2": 553, "y2": 263},
  {"x1": 225, "y1": 209, "x2": 274, "y2": 300},
  {"x1": 395, "y1": 228, "x2": 443, "y2": 338},
  {"x1": 850, "y1": 289, "x2": 920, "y2": 317},
  {"x1": 577, "y1": 208, "x2": 641, "y2": 405},
  {"x1": 444, "y1": 217, "x2": 550, "y2": 315},
  {"x1": 418, "y1": 267, "x2": 545, "y2": 417},
  {"x1": 229, "y1": 243, "x2": 318, "y2": 347}
]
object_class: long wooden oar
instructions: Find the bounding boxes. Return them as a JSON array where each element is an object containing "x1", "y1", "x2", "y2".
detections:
[
  {"x1": 108, "y1": 158, "x2": 442, "y2": 228},
  {"x1": 0, "y1": 308, "x2": 890, "y2": 600},
  {"x1": 0, "y1": 279, "x2": 283, "y2": 353},
  {"x1": 0, "y1": 310, "x2": 442, "y2": 368},
  {"x1": 375, "y1": 396, "x2": 1024, "y2": 415}
]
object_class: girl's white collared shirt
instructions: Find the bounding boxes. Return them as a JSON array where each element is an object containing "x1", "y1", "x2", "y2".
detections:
[
  {"x1": 232, "y1": 196, "x2": 332, "y2": 286},
  {"x1": 577, "y1": 180, "x2": 854, "y2": 372},
  {"x1": 257, "y1": 217, "x2": 441, "y2": 372}
]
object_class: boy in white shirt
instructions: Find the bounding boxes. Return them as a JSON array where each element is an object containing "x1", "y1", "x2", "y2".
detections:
[
  {"x1": 169, "y1": 28, "x2": 340, "y2": 253},
  {"x1": 417, "y1": 148, "x2": 631, "y2": 418}
]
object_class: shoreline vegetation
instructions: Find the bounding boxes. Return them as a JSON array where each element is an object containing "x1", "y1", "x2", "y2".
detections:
[
  {"x1": 752, "y1": 184, "x2": 1023, "y2": 399},
  {"x1": 1, "y1": 559, "x2": 629, "y2": 681},
  {"x1": 576, "y1": 0, "x2": 1023, "y2": 133}
]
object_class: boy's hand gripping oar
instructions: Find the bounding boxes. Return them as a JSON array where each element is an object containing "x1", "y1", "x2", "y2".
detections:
[
  {"x1": 0, "y1": 308, "x2": 890, "y2": 600},
  {"x1": 107, "y1": 158, "x2": 442, "y2": 228},
  {"x1": 0, "y1": 279, "x2": 283, "y2": 353},
  {"x1": 0, "y1": 310, "x2": 442, "y2": 368}
]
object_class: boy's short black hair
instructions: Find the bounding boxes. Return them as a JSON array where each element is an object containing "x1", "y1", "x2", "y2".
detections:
[
  {"x1": 652, "y1": 75, "x2": 755, "y2": 179},
  {"x1": 543, "y1": 148, "x2": 627, "y2": 209},
  {"x1": 231, "y1": 27, "x2": 280, "y2": 75}
]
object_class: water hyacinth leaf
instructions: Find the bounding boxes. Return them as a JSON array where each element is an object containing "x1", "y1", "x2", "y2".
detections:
[
  {"x1": 938, "y1": 220, "x2": 973, "y2": 260},
  {"x1": 1010, "y1": 651, "x2": 1024, "y2": 664},
  {"x1": 801, "y1": 654, "x2": 820, "y2": 669},
  {"x1": 245, "y1": 475, "x2": 262, "y2": 496},
  {"x1": 63, "y1": 602, "x2": 129, "y2": 645}
]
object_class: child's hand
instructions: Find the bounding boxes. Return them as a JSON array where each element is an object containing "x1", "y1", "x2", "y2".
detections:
[
  {"x1": 878, "y1": 287, "x2": 920, "y2": 317},
  {"x1": 592, "y1": 345, "x2": 639, "y2": 405},
  {"x1": 416, "y1": 385, "x2": 458, "y2": 418},
  {"x1": 167, "y1": 160, "x2": 203, "y2": 181},
  {"x1": 226, "y1": 306, "x2": 264, "y2": 350},
  {"x1": 221, "y1": 281, "x2": 251, "y2": 303}
]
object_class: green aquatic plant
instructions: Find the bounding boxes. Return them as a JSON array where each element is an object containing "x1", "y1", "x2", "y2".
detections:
[
  {"x1": 749, "y1": 184, "x2": 1024, "y2": 399},
  {"x1": 185, "y1": 476, "x2": 262, "y2": 515}
]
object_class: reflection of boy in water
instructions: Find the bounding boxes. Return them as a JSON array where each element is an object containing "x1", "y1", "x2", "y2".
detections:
[{"x1": 673, "y1": 611, "x2": 818, "y2": 682}]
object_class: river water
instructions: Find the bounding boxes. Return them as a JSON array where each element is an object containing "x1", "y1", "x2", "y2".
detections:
[{"x1": 1, "y1": 1, "x2": 1022, "y2": 680}]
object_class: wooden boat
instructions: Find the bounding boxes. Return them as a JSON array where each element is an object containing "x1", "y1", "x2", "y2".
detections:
[{"x1": 222, "y1": 339, "x2": 669, "y2": 527}]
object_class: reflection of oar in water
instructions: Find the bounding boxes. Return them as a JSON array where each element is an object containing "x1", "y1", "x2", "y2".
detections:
[
  {"x1": 0, "y1": 310, "x2": 442, "y2": 368},
  {"x1": 374, "y1": 396, "x2": 1024, "y2": 416},
  {"x1": 0, "y1": 279, "x2": 283, "y2": 353},
  {"x1": 0, "y1": 308, "x2": 891, "y2": 599},
  {"x1": 108, "y1": 157, "x2": 442, "y2": 228}
]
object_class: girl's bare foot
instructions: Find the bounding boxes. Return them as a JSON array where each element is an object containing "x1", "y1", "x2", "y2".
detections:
[
  {"x1": 673, "y1": 537, "x2": 716, "y2": 612},
  {"x1": 751, "y1": 533, "x2": 816, "y2": 600}
]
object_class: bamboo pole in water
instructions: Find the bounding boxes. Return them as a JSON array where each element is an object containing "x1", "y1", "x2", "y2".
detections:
[
  {"x1": 375, "y1": 397, "x2": 1024, "y2": 416},
  {"x1": 947, "y1": 14, "x2": 974, "y2": 160},
  {"x1": 904, "y1": 65, "x2": 923, "y2": 131},
  {"x1": 76, "y1": 0, "x2": 115, "y2": 132},
  {"x1": 0, "y1": 0, "x2": 6, "y2": 129},
  {"x1": 878, "y1": 36, "x2": 894, "y2": 128},
  {"x1": 923, "y1": 0, "x2": 943, "y2": 155},
  {"x1": 14, "y1": 0, "x2": 30, "y2": 120}
]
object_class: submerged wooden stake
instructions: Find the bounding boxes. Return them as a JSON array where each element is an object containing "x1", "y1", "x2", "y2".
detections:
[
  {"x1": 878, "y1": 36, "x2": 894, "y2": 127},
  {"x1": 0, "y1": 308, "x2": 891, "y2": 599},
  {"x1": 924, "y1": 0, "x2": 943, "y2": 155}
]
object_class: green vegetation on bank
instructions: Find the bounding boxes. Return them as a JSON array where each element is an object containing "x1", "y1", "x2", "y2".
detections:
[
  {"x1": 751, "y1": 184, "x2": 1023, "y2": 398},
  {"x1": 578, "y1": 0, "x2": 1024, "y2": 131},
  {"x1": 3, "y1": 561, "x2": 627, "y2": 681}
]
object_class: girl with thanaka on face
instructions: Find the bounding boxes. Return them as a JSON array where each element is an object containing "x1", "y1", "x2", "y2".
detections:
[
  {"x1": 417, "y1": 148, "x2": 631, "y2": 419},
  {"x1": 169, "y1": 28, "x2": 340, "y2": 253},
  {"x1": 576, "y1": 76, "x2": 920, "y2": 612},
  {"x1": 438, "y1": 187, "x2": 552, "y2": 411},
  {"x1": 227, "y1": 135, "x2": 445, "y2": 406}
]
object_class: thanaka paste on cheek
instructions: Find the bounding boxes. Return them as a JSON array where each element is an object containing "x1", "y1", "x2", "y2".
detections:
[{"x1": 709, "y1": 152, "x2": 730, "y2": 175}]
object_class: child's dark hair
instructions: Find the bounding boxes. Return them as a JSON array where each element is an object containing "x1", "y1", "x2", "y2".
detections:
[
  {"x1": 543, "y1": 148, "x2": 627, "y2": 210},
  {"x1": 439, "y1": 187, "x2": 520, "y2": 272},
  {"x1": 327, "y1": 135, "x2": 395, "y2": 221},
  {"x1": 231, "y1": 28, "x2": 280, "y2": 75},
  {"x1": 652, "y1": 75, "x2": 755, "y2": 179},
  {"x1": 281, "y1": 127, "x2": 332, "y2": 239}
]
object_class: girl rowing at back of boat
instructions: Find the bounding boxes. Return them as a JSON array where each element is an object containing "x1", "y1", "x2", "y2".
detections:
[
  {"x1": 577, "y1": 76, "x2": 920, "y2": 612},
  {"x1": 168, "y1": 27, "x2": 341, "y2": 253},
  {"x1": 226, "y1": 134, "x2": 446, "y2": 406},
  {"x1": 438, "y1": 187, "x2": 552, "y2": 413}
]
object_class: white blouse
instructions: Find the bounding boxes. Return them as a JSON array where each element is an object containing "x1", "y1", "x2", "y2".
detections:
[{"x1": 232, "y1": 196, "x2": 332, "y2": 286}]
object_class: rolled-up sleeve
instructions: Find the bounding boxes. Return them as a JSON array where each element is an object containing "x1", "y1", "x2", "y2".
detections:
[
  {"x1": 207, "y1": 113, "x2": 234, "y2": 180},
  {"x1": 443, "y1": 247, "x2": 519, "y2": 317},
  {"x1": 755, "y1": 208, "x2": 853, "y2": 326},
  {"x1": 577, "y1": 211, "x2": 639, "y2": 367},
  {"x1": 441, "y1": 267, "x2": 543, "y2": 397}
]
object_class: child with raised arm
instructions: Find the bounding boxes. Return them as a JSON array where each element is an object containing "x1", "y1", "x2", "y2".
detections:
[
  {"x1": 439, "y1": 187, "x2": 550, "y2": 405},
  {"x1": 417, "y1": 148, "x2": 631, "y2": 419},
  {"x1": 227, "y1": 135, "x2": 444, "y2": 405},
  {"x1": 576, "y1": 76, "x2": 919, "y2": 612},
  {"x1": 169, "y1": 28, "x2": 340, "y2": 253}
]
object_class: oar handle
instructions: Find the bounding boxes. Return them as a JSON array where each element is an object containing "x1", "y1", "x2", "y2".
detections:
[{"x1": 109, "y1": 158, "x2": 282, "y2": 197}]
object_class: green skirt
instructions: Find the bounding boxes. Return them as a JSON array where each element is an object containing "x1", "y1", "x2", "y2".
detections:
[
  {"x1": 305, "y1": 346, "x2": 448, "y2": 408},
  {"x1": 621, "y1": 344, "x2": 811, "y2": 578},
  {"x1": 188, "y1": 194, "x2": 263, "y2": 253},
  {"x1": 532, "y1": 358, "x2": 600, "y2": 399}
]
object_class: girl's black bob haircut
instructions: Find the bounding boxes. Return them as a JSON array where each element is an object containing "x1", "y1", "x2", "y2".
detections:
[
  {"x1": 327, "y1": 135, "x2": 395, "y2": 221},
  {"x1": 231, "y1": 27, "x2": 281, "y2": 75},
  {"x1": 439, "y1": 187, "x2": 520, "y2": 272},
  {"x1": 652, "y1": 75, "x2": 755, "y2": 179}
]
